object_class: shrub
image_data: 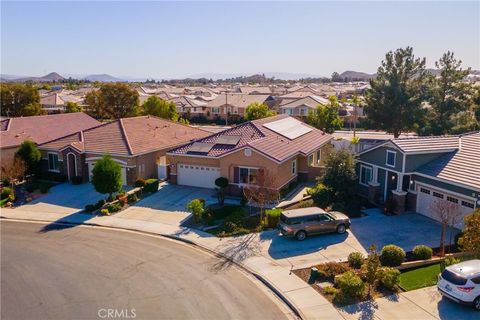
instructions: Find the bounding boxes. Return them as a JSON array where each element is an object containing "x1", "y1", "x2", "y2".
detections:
[
  {"x1": 442, "y1": 256, "x2": 461, "y2": 269},
  {"x1": 211, "y1": 205, "x2": 244, "y2": 220},
  {"x1": 100, "y1": 208, "x2": 110, "y2": 216},
  {"x1": 265, "y1": 208, "x2": 282, "y2": 229},
  {"x1": 71, "y1": 176, "x2": 83, "y2": 185},
  {"x1": 309, "y1": 183, "x2": 332, "y2": 208},
  {"x1": 336, "y1": 271, "x2": 365, "y2": 299},
  {"x1": 39, "y1": 183, "x2": 50, "y2": 194},
  {"x1": 323, "y1": 286, "x2": 338, "y2": 296},
  {"x1": 127, "y1": 193, "x2": 138, "y2": 203},
  {"x1": 96, "y1": 199, "x2": 106, "y2": 208},
  {"x1": 85, "y1": 204, "x2": 96, "y2": 212},
  {"x1": 143, "y1": 178, "x2": 159, "y2": 193},
  {"x1": 316, "y1": 262, "x2": 351, "y2": 282},
  {"x1": 379, "y1": 267, "x2": 400, "y2": 290},
  {"x1": 106, "y1": 202, "x2": 122, "y2": 213},
  {"x1": 215, "y1": 177, "x2": 229, "y2": 188},
  {"x1": 348, "y1": 252, "x2": 364, "y2": 269},
  {"x1": 1, "y1": 187, "x2": 14, "y2": 201},
  {"x1": 380, "y1": 244, "x2": 406, "y2": 267},
  {"x1": 25, "y1": 181, "x2": 37, "y2": 193},
  {"x1": 412, "y1": 245, "x2": 433, "y2": 260},
  {"x1": 186, "y1": 199, "x2": 205, "y2": 223},
  {"x1": 454, "y1": 231, "x2": 464, "y2": 247},
  {"x1": 134, "y1": 178, "x2": 146, "y2": 188}
]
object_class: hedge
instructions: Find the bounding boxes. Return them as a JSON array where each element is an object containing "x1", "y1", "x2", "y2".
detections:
[{"x1": 143, "y1": 179, "x2": 159, "y2": 193}]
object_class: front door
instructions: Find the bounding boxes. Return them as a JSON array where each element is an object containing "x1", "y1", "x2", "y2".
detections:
[{"x1": 67, "y1": 153, "x2": 77, "y2": 180}]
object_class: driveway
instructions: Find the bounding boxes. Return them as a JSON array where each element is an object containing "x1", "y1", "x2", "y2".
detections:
[{"x1": 1, "y1": 221, "x2": 289, "y2": 320}]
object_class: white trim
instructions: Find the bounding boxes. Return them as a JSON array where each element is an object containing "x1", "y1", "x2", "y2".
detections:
[
  {"x1": 413, "y1": 172, "x2": 480, "y2": 193},
  {"x1": 66, "y1": 152, "x2": 78, "y2": 180},
  {"x1": 359, "y1": 164, "x2": 373, "y2": 187},
  {"x1": 384, "y1": 170, "x2": 389, "y2": 201},
  {"x1": 415, "y1": 181, "x2": 477, "y2": 202},
  {"x1": 402, "y1": 153, "x2": 406, "y2": 173},
  {"x1": 386, "y1": 150, "x2": 396, "y2": 168},
  {"x1": 357, "y1": 141, "x2": 403, "y2": 156}
]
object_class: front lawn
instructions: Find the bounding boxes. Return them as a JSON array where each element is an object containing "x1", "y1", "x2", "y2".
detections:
[{"x1": 399, "y1": 263, "x2": 441, "y2": 291}]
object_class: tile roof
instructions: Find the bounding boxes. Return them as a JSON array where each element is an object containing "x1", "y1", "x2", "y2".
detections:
[
  {"x1": 207, "y1": 94, "x2": 269, "y2": 109},
  {"x1": 0, "y1": 113, "x2": 101, "y2": 149},
  {"x1": 39, "y1": 116, "x2": 209, "y2": 156},
  {"x1": 391, "y1": 136, "x2": 460, "y2": 154},
  {"x1": 168, "y1": 114, "x2": 332, "y2": 162},
  {"x1": 416, "y1": 132, "x2": 480, "y2": 191}
]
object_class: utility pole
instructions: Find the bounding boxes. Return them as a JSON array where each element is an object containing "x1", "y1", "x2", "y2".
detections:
[{"x1": 225, "y1": 87, "x2": 228, "y2": 126}]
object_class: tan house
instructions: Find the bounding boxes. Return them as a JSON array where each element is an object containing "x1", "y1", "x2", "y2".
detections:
[
  {"x1": 0, "y1": 113, "x2": 100, "y2": 164},
  {"x1": 38, "y1": 116, "x2": 208, "y2": 185},
  {"x1": 167, "y1": 115, "x2": 332, "y2": 195}
]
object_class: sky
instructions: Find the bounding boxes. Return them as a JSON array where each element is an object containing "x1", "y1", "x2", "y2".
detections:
[{"x1": 1, "y1": 1, "x2": 479, "y2": 79}]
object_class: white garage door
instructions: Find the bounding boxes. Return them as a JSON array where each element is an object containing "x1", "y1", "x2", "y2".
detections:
[
  {"x1": 88, "y1": 162, "x2": 127, "y2": 186},
  {"x1": 416, "y1": 186, "x2": 476, "y2": 228},
  {"x1": 177, "y1": 164, "x2": 220, "y2": 189}
]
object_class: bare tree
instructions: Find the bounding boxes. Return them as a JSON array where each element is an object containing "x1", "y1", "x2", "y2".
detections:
[
  {"x1": 243, "y1": 169, "x2": 280, "y2": 221},
  {"x1": 430, "y1": 198, "x2": 461, "y2": 256},
  {"x1": 1, "y1": 158, "x2": 27, "y2": 200}
]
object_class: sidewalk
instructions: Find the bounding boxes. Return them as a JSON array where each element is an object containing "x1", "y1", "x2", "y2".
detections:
[{"x1": 0, "y1": 207, "x2": 344, "y2": 320}]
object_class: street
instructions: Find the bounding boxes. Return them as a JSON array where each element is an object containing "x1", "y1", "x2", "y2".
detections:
[{"x1": 1, "y1": 221, "x2": 289, "y2": 320}]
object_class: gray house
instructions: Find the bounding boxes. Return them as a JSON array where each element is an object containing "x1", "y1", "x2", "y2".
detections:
[{"x1": 356, "y1": 132, "x2": 480, "y2": 227}]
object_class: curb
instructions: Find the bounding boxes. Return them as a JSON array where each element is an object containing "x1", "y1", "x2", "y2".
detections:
[{"x1": 0, "y1": 216, "x2": 303, "y2": 319}]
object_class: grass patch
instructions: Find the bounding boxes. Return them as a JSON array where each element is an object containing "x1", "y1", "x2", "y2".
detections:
[{"x1": 399, "y1": 263, "x2": 441, "y2": 291}]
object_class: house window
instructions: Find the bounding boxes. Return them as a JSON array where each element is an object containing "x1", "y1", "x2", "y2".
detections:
[
  {"x1": 316, "y1": 150, "x2": 321, "y2": 166},
  {"x1": 212, "y1": 107, "x2": 220, "y2": 114},
  {"x1": 239, "y1": 167, "x2": 258, "y2": 184},
  {"x1": 308, "y1": 154, "x2": 314, "y2": 166},
  {"x1": 292, "y1": 159, "x2": 297, "y2": 175},
  {"x1": 359, "y1": 165, "x2": 373, "y2": 186},
  {"x1": 48, "y1": 153, "x2": 60, "y2": 172},
  {"x1": 386, "y1": 150, "x2": 396, "y2": 167}
]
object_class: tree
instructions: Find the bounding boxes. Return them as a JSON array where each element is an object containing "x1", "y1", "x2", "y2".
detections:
[
  {"x1": 15, "y1": 140, "x2": 41, "y2": 175},
  {"x1": 243, "y1": 169, "x2": 279, "y2": 222},
  {"x1": 244, "y1": 102, "x2": 275, "y2": 121},
  {"x1": 142, "y1": 96, "x2": 179, "y2": 121},
  {"x1": 186, "y1": 199, "x2": 205, "y2": 223},
  {"x1": 361, "y1": 245, "x2": 381, "y2": 298},
  {"x1": 306, "y1": 96, "x2": 343, "y2": 133},
  {"x1": 85, "y1": 83, "x2": 140, "y2": 119},
  {"x1": 214, "y1": 177, "x2": 229, "y2": 205},
  {"x1": 458, "y1": 209, "x2": 480, "y2": 258},
  {"x1": 64, "y1": 101, "x2": 83, "y2": 113},
  {"x1": 322, "y1": 149, "x2": 357, "y2": 203},
  {"x1": 421, "y1": 52, "x2": 472, "y2": 135},
  {"x1": 91, "y1": 155, "x2": 123, "y2": 199},
  {"x1": 331, "y1": 72, "x2": 342, "y2": 82},
  {"x1": 365, "y1": 47, "x2": 427, "y2": 138},
  {"x1": 1, "y1": 83, "x2": 43, "y2": 117},
  {"x1": 429, "y1": 198, "x2": 461, "y2": 257}
]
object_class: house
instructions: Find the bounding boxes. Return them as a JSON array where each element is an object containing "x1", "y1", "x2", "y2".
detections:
[
  {"x1": 356, "y1": 132, "x2": 480, "y2": 227},
  {"x1": 278, "y1": 95, "x2": 329, "y2": 117},
  {"x1": 166, "y1": 115, "x2": 332, "y2": 195},
  {"x1": 206, "y1": 94, "x2": 270, "y2": 120},
  {"x1": 331, "y1": 130, "x2": 416, "y2": 153},
  {"x1": 0, "y1": 113, "x2": 101, "y2": 163},
  {"x1": 38, "y1": 116, "x2": 209, "y2": 185}
]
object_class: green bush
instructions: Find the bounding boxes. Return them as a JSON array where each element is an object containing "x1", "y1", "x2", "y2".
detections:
[
  {"x1": 39, "y1": 182, "x2": 50, "y2": 194},
  {"x1": 134, "y1": 178, "x2": 146, "y2": 188},
  {"x1": 215, "y1": 177, "x2": 229, "y2": 188},
  {"x1": 143, "y1": 178, "x2": 159, "y2": 193},
  {"x1": 1, "y1": 187, "x2": 14, "y2": 201},
  {"x1": 186, "y1": 199, "x2": 205, "y2": 223},
  {"x1": 25, "y1": 181, "x2": 37, "y2": 193},
  {"x1": 323, "y1": 286, "x2": 338, "y2": 296},
  {"x1": 348, "y1": 252, "x2": 364, "y2": 269},
  {"x1": 127, "y1": 193, "x2": 138, "y2": 203},
  {"x1": 379, "y1": 267, "x2": 400, "y2": 290},
  {"x1": 336, "y1": 271, "x2": 365, "y2": 299},
  {"x1": 211, "y1": 205, "x2": 245, "y2": 220},
  {"x1": 106, "y1": 202, "x2": 122, "y2": 213},
  {"x1": 100, "y1": 208, "x2": 110, "y2": 216},
  {"x1": 85, "y1": 204, "x2": 96, "y2": 212},
  {"x1": 380, "y1": 245, "x2": 406, "y2": 267},
  {"x1": 96, "y1": 199, "x2": 106, "y2": 208},
  {"x1": 412, "y1": 245, "x2": 433, "y2": 260},
  {"x1": 316, "y1": 262, "x2": 351, "y2": 282},
  {"x1": 265, "y1": 208, "x2": 282, "y2": 228},
  {"x1": 442, "y1": 256, "x2": 461, "y2": 269},
  {"x1": 309, "y1": 183, "x2": 332, "y2": 208}
]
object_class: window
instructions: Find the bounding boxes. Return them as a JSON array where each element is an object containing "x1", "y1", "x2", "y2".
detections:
[
  {"x1": 308, "y1": 154, "x2": 314, "y2": 166},
  {"x1": 318, "y1": 214, "x2": 331, "y2": 222},
  {"x1": 420, "y1": 188, "x2": 430, "y2": 194},
  {"x1": 239, "y1": 167, "x2": 258, "y2": 184},
  {"x1": 433, "y1": 191, "x2": 444, "y2": 199},
  {"x1": 446, "y1": 196, "x2": 458, "y2": 204},
  {"x1": 212, "y1": 107, "x2": 220, "y2": 114},
  {"x1": 48, "y1": 153, "x2": 60, "y2": 172},
  {"x1": 386, "y1": 150, "x2": 396, "y2": 167},
  {"x1": 316, "y1": 150, "x2": 321, "y2": 166},
  {"x1": 462, "y1": 200, "x2": 474, "y2": 209},
  {"x1": 359, "y1": 165, "x2": 373, "y2": 186},
  {"x1": 292, "y1": 159, "x2": 297, "y2": 175}
]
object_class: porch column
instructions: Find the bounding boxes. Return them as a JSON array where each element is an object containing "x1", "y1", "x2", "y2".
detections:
[
  {"x1": 368, "y1": 166, "x2": 381, "y2": 205},
  {"x1": 396, "y1": 173, "x2": 403, "y2": 192}
]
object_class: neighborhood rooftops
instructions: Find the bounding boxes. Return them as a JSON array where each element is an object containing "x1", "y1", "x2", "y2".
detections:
[
  {"x1": 168, "y1": 114, "x2": 332, "y2": 162},
  {"x1": 39, "y1": 115, "x2": 209, "y2": 156},
  {"x1": 0, "y1": 112, "x2": 101, "y2": 149}
]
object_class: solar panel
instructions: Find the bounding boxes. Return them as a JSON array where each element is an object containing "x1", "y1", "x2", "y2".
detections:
[
  {"x1": 188, "y1": 142, "x2": 215, "y2": 153},
  {"x1": 263, "y1": 117, "x2": 312, "y2": 140},
  {"x1": 215, "y1": 135, "x2": 241, "y2": 145}
]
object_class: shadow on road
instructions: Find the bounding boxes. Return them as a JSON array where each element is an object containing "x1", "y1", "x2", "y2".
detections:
[{"x1": 38, "y1": 213, "x2": 95, "y2": 233}]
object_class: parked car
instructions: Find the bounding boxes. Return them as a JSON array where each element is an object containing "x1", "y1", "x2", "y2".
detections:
[
  {"x1": 278, "y1": 207, "x2": 351, "y2": 241},
  {"x1": 437, "y1": 259, "x2": 480, "y2": 311}
]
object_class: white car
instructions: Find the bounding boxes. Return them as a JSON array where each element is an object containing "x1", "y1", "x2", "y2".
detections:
[{"x1": 437, "y1": 259, "x2": 480, "y2": 311}]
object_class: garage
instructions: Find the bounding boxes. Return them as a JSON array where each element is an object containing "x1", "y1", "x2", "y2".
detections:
[
  {"x1": 177, "y1": 164, "x2": 220, "y2": 189},
  {"x1": 416, "y1": 185, "x2": 476, "y2": 228},
  {"x1": 88, "y1": 162, "x2": 127, "y2": 186}
]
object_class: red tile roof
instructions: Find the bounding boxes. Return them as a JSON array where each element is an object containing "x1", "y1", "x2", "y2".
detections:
[
  {"x1": 0, "y1": 113, "x2": 101, "y2": 149},
  {"x1": 169, "y1": 114, "x2": 332, "y2": 162},
  {"x1": 39, "y1": 116, "x2": 209, "y2": 156}
]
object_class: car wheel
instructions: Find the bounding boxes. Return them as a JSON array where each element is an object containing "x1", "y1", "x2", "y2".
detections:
[
  {"x1": 336, "y1": 224, "x2": 346, "y2": 234},
  {"x1": 295, "y1": 230, "x2": 307, "y2": 241},
  {"x1": 474, "y1": 296, "x2": 480, "y2": 311}
]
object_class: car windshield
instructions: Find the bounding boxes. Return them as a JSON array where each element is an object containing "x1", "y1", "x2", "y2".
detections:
[{"x1": 441, "y1": 269, "x2": 468, "y2": 285}]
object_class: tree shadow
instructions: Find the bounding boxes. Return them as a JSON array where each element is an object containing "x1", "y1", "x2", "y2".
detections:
[
  {"x1": 338, "y1": 299, "x2": 379, "y2": 320},
  {"x1": 38, "y1": 212, "x2": 95, "y2": 233},
  {"x1": 210, "y1": 233, "x2": 262, "y2": 272}
]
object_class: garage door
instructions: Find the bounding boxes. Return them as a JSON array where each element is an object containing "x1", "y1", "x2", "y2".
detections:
[
  {"x1": 88, "y1": 162, "x2": 127, "y2": 186},
  {"x1": 416, "y1": 186, "x2": 476, "y2": 228},
  {"x1": 177, "y1": 164, "x2": 220, "y2": 189}
]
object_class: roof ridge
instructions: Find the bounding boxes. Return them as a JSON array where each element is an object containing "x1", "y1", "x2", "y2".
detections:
[{"x1": 118, "y1": 118, "x2": 133, "y2": 155}]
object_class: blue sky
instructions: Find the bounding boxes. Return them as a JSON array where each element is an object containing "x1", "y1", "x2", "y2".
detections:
[{"x1": 1, "y1": 1, "x2": 479, "y2": 79}]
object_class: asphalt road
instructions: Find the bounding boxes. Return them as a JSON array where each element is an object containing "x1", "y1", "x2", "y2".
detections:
[{"x1": 1, "y1": 221, "x2": 289, "y2": 320}]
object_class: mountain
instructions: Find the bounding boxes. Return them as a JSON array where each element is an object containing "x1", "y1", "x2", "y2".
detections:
[
  {"x1": 82, "y1": 74, "x2": 123, "y2": 82},
  {"x1": 189, "y1": 72, "x2": 321, "y2": 81},
  {"x1": 40, "y1": 72, "x2": 65, "y2": 81},
  {"x1": 6, "y1": 72, "x2": 66, "y2": 82},
  {"x1": 338, "y1": 70, "x2": 376, "y2": 81}
]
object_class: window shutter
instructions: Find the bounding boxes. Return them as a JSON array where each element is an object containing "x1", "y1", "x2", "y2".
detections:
[{"x1": 234, "y1": 167, "x2": 239, "y2": 183}]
